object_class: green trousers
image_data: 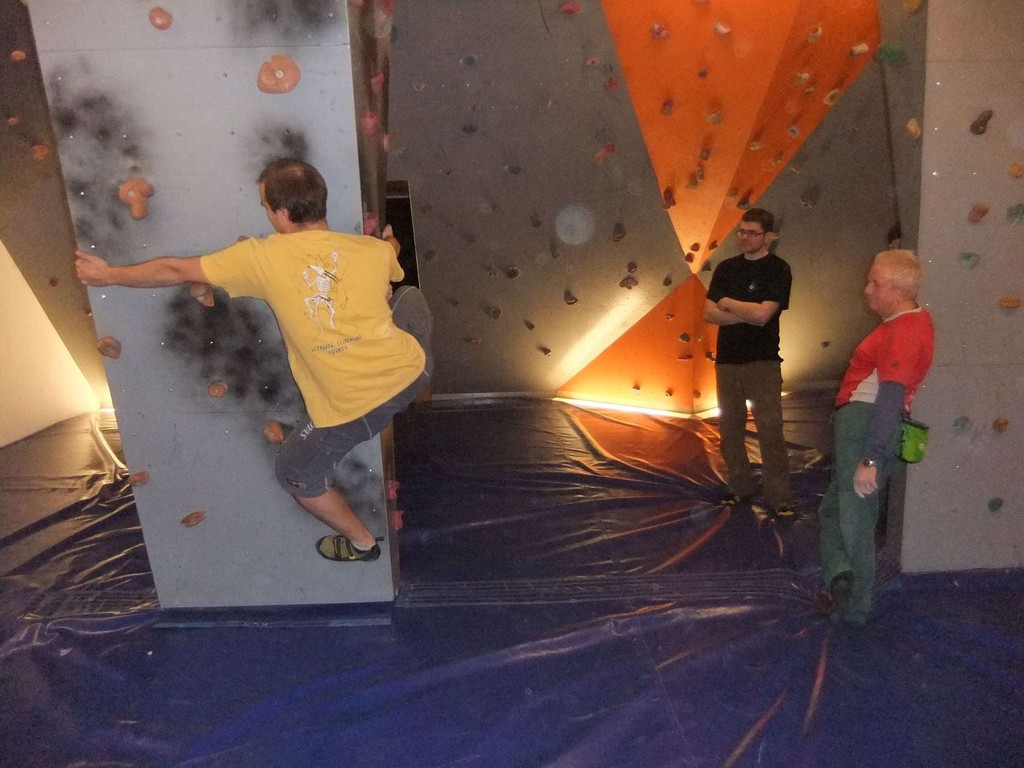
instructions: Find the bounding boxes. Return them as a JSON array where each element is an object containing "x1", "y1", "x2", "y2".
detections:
[{"x1": 817, "y1": 402, "x2": 897, "y2": 624}]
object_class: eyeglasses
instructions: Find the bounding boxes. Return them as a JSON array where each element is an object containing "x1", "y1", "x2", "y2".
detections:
[{"x1": 737, "y1": 228, "x2": 765, "y2": 238}]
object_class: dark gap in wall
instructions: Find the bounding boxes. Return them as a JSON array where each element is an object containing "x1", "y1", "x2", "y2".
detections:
[{"x1": 386, "y1": 180, "x2": 418, "y2": 289}]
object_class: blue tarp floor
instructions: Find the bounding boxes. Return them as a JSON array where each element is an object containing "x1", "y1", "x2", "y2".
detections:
[{"x1": 1, "y1": 395, "x2": 1022, "y2": 767}]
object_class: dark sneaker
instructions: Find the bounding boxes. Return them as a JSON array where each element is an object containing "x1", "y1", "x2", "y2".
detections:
[
  {"x1": 722, "y1": 493, "x2": 750, "y2": 506},
  {"x1": 315, "y1": 535, "x2": 381, "y2": 562},
  {"x1": 814, "y1": 571, "x2": 853, "y2": 616}
]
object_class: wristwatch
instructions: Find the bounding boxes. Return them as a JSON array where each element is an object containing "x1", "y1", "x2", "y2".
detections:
[{"x1": 860, "y1": 458, "x2": 877, "y2": 467}]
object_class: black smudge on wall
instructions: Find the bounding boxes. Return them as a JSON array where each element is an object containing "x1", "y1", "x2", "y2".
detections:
[
  {"x1": 164, "y1": 288, "x2": 302, "y2": 411},
  {"x1": 229, "y1": 0, "x2": 342, "y2": 39},
  {"x1": 48, "y1": 65, "x2": 148, "y2": 263},
  {"x1": 249, "y1": 123, "x2": 310, "y2": 176}
]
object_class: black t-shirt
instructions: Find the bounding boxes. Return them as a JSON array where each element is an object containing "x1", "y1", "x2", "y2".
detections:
[{"x1": 706, "y1": 252, "x2": 792, "y2": 364}]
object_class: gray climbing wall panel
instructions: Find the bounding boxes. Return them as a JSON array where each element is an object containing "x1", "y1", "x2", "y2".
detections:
[{"x1": 29, "y1": 0, "x2": 399, "y2": 607}]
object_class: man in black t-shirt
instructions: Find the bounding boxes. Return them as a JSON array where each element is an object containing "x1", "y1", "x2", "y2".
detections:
[{"x1": 703, "y1": 208, "x2": 794, "y2": 518}]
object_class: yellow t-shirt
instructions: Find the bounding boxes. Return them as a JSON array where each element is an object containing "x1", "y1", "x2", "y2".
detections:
[{"x1": 200, "y1": 231, "x2": 426, "y2": 427}]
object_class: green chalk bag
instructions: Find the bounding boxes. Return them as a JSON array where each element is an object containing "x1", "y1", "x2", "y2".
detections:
[{"x1": 897, "y1": 415, "x2": 929, "y2": 463}]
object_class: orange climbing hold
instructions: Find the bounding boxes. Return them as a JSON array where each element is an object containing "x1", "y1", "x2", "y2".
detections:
[
  {"x1": 1010, "y1": 164, "x2": 1024, "y2": 179},
  {"x1": 207, "y1": 381, "x2": 228, "y2": 398},
  {"x1": 180, "y1": 511, "x2": 206, "y2": 528},
  {"x1": 10, "y1": 50, "x2": 26, "y2": 62},
  {"x1": 128, "y1": 470, "x2": 150, "y2": 486},
  {"x1": 31, "y1": 144, "x2": 49, "y2": 160},
  {"x1": 262, "y1": 421, "x2": 286, "y2": 444},
  {"x1": 968, "y1": 203, "x2": 990, "y2": 223},
  {"x1": 594, "y1": 142, "x2": 616, "y2": 163},
  {"x1": 361, "y1": 110, "x2": 379, "y2": 135},
  {"x1": 149, "y1": 7, "x2": 172, "y2": 29},
  {"x1": 993, "y1": 418, "x2": 1009, "y2": 433},
  {"x1": 906, "y1": 118, "x2": 922, "y2": 139},
  {"x1": 998, "y1": 296, "x2": 1021, "y2": 309},
  {"x1": 257, "y1": 55, "x2": 301, "y2": 94},
  {"x1": 118, "y1": 177, "x2": 155, "y2": 220},
  {"x1": 97, "y1": 336, "x2": 122, "y2": 359}
]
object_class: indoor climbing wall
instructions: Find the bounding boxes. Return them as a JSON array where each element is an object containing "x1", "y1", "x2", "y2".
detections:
[
  {"x1": 901, "y1": 0, "x2": 1024, "y2": 572},
  {"x1": 28, "y1": 0, "x2": 401, "y2": 608},
  {"x1": 389, "y1": 0, "x2": 896, "y2": 412}
]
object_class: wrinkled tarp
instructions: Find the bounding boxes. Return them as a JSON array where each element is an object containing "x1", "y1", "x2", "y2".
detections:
[{"x1": 1, "y1": 398, "x2": 1022, "y2": 767}]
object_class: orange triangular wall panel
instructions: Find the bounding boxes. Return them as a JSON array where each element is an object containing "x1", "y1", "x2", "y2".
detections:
[{"x1": 557, "y1": 274, "x2": 717, "y2": 414}]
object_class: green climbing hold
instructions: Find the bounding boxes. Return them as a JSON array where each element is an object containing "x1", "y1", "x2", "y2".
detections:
[
  {"x1": 876, "y1": 43, "x2": 905, "y2": 63},
  {"x1": 958, "y1": 251, "x2": 980, "y2": 269},
  {"x1": 1007, "y1": 203, "x2": 1024, "y2": 226},
  {"x1": 953, "y1": 416, "x2": 970, "y2": 433},
  {"x1": 988, "y1": 498, "x2": 1003, "y2": 512}
]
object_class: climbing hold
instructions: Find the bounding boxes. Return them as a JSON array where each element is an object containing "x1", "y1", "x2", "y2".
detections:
[
  {"x1": 678, "y1": 354, "x2": 693, "y2": 361},
  {"x1": 967, "y1": 203, "x2": 990, "y2": 223},
  {"x1": 957, "y1": 252, "x2": 980, "y2": 269},
  {"x1": 849, "y1": 42, "x2": 870, "y2": 57},
  {"x1": 208, "y1": 381, "x2": 228, "y2": 398},
  {"x1": 993, "y1": 418, "x2": 1009, "y2": 433},
  {"x1": 906, "y1": 118, "x2": 922, "y2": 139},
  {"x1": 558, "y1": 0, "x2": 581, "y2": 15},
  {"x1": 381, "y1": 133, "x2": 392, "y2": 152},
  {"x1": 1010, "y1": 164, "x2": 1024, "y2": 179},
  {"x1": 97, "y1": 336, "x2": 122, "y2": 359},
  {"x1": 772, "y1": 152, "x2": 785, "y2": 166},
  {"x1": 998, "y1": 296, "x2": 1021, "y2": 309},
  {"x1": 585, "y1": 56, "x2": 601, "y2": 67},
  {"x1": 787, "y1": 124, "x2": 800, "y2": 139},
  {"x1": 952, "y1": 416, "x2": 970, "y2": 433},
  {"x1": 9, "y1": 50, "x2": 26, "y2": 62},
  {"x1": 1007, "y1": 204, "x2": 1024, "y2": 226},
  {"x1": 463, "y1": 337, "x2": 482, "y2": 345},
  {"x1": 539, "y1": 346, "x2": 552, "y2": 356},
  {"x1": 876, "y1": 43, "x2": 905, "y2": 63},
  {"x1": 392, "y1": 509, "x2": 404, "y2": 531},
  {"x1": 611, "y1": 222, "x2": 626, "y2": 242},
  {"x1": 651, "y1": 23, "x2": 670, "y2": 40},
  {"x1": 693, "y1": 389, "x2": 702, "y2": 400},
  {"x1": 462, "y1": 123, "x2": 477, "y2": 135},
  {"x1": 564, "y1": 290, "x2": 578, "y2": 305},
  {"x1": 119, "y1": 178, "x2": 155, "y2": 220},
  {"x1": 31, "y1": 144, "x2": 49, "y2": 160},
  {"x1": 794, "y1": 73, "x2": 810, "y2": 85},
  {"x1": 690, "y1": 242, "x2": 700, "y2": 252},
  {"x1": 619, "y1": 275, "x2": 638, "y2": 289},
  {"x1": 697, "y1": 68, "x2": 709, "y2": 78},
  {"x1": 661, "y1": 100, "x2": 674, "y2": 116},
  {"x1": 727, "y1": 188, "x2": 739, "y2": 199},
  {"x1": 662, "y1": 187, "x2": 676, "y2": 209},
  {"x1": 709, "y1": 240, "x2": 719, "y2": 251},
  {"x1": 632, "y1": 385, "x2": 641, "y2": 394},
  {"x1": 486, "y1": 306, "x2": 502, "y2": 320},
  {"x1": 663, "y1": 275, "x2": 673, "y2": 286},
  {"x1": 180, "y1": 511, "x2": 206, "y2": 528},
  {"x1": 362, "y1": 211, "x2": 379, "y2": 235},
  {"x1": 705, "y1": 351, "x2": 715, "y2": 361},
  {"x1": 748, "y1": 140, "x2": 762, "y2": 151},
  {"x1": 594, "y1": 142, "x2": 616, "y2": 163},
  {"x1": 48, "y1": 277, "x2": 58, "y2": 287},
  {"x1": 524, "y1": 320, "x2": 535, "y2": 330},
  {"x1": 665, "y1": 389, "x2": 673, "y2": 397},
  {"x1": 905, "y1": 0, "x2": 922, "y2": 13},
  {"x1": 820, "y1": 340, "x2": 830, "y2": 348},
  {"x1": 257, "y1": 55, "x2": 301, "y2": 94},
  {"x1": 713, "y1": 21, "x2": 731, "y2": 35},
  {"x1": 679, "y1": 333, "x2": 690, "y2": 343},
  {"x1": 627, "y1": 262, "x2": 638, "y2": 273},
  {"x1": 262, "y1": 421, "x2": 286, "y2": 444},
  {"x1": 6, "y1": 116, "x2": 19, "y2": 126},
  {"x1": 529, "y1": 212, "x2": 542, "y2": 228},
  {"x1": 807, "y1": 27, "x2": 822, "y2": 42},
  {"x1": 605, "y1": 76, "x2": 619, "y2": 92},
  {"x1": 149, "y1": 7, "x2": 172, "y2": 29},
  {"x1": 666, "y1": 313, "x2": 674, "y2": 321},
  {"x1": 737, "y1": 195, "x2": 752, "y2": 210},
  {"x1": 706, "y1": 110, "x2": 723, "y2": 125},
  {"x1": 684, "y1": 253, "x2": 695, "y2": 263},
  {"x1": 969, "y1": 110, "x2": 994, "y2": 135},
  {"x1": 794, "y1": 185, "x2": 819, "y2": 208},
  {"x1": 361, "y1": 110, "x2": 379, "y2": 135},
  {"x1": 505, "y1": 266, "x2": 521, "y2": 279},
  {"x1": 987, "y1": 498, "x2": 1003, "y2": 513},
  {"x1": 370, "y1": 72, "x2": 386, "y2": 93},
  {"x1": 824, "y1": 89, "x2": 841, "y2": 106},
  {"x1": 700, "y1": 147, "x2": 711, "y2": 161},
  {"x1": 128, "y1": 471, "x2": 150, "y2": 486}
]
